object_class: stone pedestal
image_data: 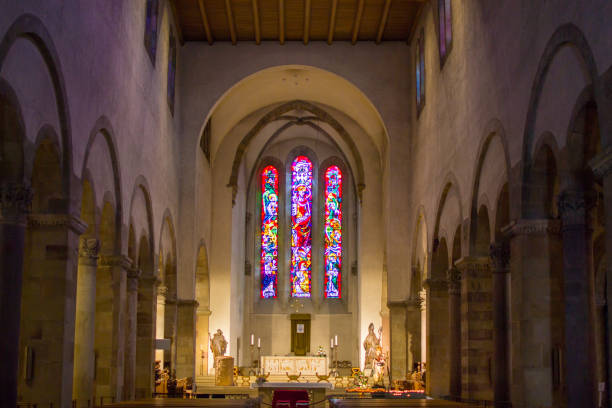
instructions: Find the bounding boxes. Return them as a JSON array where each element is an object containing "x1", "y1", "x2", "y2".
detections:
[
  {"x1": 489, "y1": 242, "x2": 511, "y2": 408},
  {"x1": 558, "y1": 190, "x2": 596, "y2": 408},
  {"x1": 0, "y1": 183, "x2": 31, "y2": 408},
  {"x1": 447, "y1": 267, "x2": 461, "y2": 398},
  {"x1": 123, "y1": 267, "x2": 140, "y2": 400},
  {"x1": 215, "y1": 356, "x2": 234, "y2": 386},
  {"x1": 455, "y1": 256, "x2": 493, "y2": 401},
  {"x1": 388, "y1": 301, "x2": 408, "y2": 381},
  {"x1": 73, "y1": 237, "x2": 101, "y2": 406}
]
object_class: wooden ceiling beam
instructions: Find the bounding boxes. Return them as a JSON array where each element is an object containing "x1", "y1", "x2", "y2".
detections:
[
  {"x1": 224, "y1": 0, "x2": 237, "y2": 44},
  {"x1": 169, "y1": 0, "x2": 184, "y2": 45},
  {"x1": 376, "y1": 0, "x2": 392, "y2": 44},
  {"x1": 303, "y1": 0, "x2": 311, "y2": 45},
  {"x1": 327, "y1": 0, "x2": 338, "y2": 45},
  {"x1": 252, "y1": 0, "x2": 261, "y2": 44},
  {"x1": 197, "y1": 0, "x2": 214, "y2": 44},
  {"x1": 279, "y1": 0, "x2": 285, "y2": 44},
  {"x1": 351, "y1": 0, "x2": 365, "y2": 45}
]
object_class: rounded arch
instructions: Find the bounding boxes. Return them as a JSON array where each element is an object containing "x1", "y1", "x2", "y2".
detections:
[
  {"x1": 0, "y1": 13, "x2": 73, "y2": 198},
  {"x1": 81, "y1": 116, "x2": 123, "y2": 253},
  {"x1": 520, "y1": 23, "x2": 602, "y2": 216},
  {"x1": 129, "y1": 175, "x2": 155, "y2": 269},
  {"x1": 158, "y1": 208, "x2": 178, "y2": 279},
  {"x1": 468, "y1": 119, "x2": 511, "y2": 253},
  {"x1": 433, "y1": 172, "x2": 464, "y2": 245},
  {"x1": 229, "y1": 100, "x2": 366, "y2": 199}
]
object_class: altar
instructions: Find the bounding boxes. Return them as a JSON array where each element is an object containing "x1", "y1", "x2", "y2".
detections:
[{"x1": 261, "y1": 356, "x2": 328, "y2": 376}]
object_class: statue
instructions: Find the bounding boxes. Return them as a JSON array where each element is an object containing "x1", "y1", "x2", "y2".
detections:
[
  {"x1": 372, "y1": 346, "x2": 387, "y2": 386},
  {"x1": 363, "y1": 323, "x2": 381, "y2": 371},
  {"x1": 210, "y1": 329, "x2": 227, "y2": 366}
]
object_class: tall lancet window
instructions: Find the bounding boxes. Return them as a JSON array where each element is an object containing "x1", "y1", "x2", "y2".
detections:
[
  {"x1": 324, "y1": 166, "x2": 342, "y2": 298},
  {"x1": 261, "y1": 166, "x2": 279, "y2": 298},
  {"x1": 290, "y1": 156, "x2": 313, "y2": 298}
]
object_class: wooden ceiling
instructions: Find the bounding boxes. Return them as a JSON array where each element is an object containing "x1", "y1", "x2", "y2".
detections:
[{"x1": 173, "y1": 0, "x2": 424, "y2": 44}]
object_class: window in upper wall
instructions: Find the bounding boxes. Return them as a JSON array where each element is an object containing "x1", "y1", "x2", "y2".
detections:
[
  {"x1": 261, "y1": 165, "x2": 279, "y2": 298},
  {"x1": 416, "y1": 29, "x2": 425, "y2": 115},
  {"x1": 144, "y1": 0, "x2": 159, "y2": 65},
  {"x1": 290, "y1": 156, "x2": 313, "y2": 298},
  {"x1": 167, "y1": 28, "x2": 177, "y2": 115},
  {"x1": 438, "y1": 0, "x2": 452, "y2": 64},
  {"x1": 324, "y1": 165, "x2": 342, "y2": 298}
]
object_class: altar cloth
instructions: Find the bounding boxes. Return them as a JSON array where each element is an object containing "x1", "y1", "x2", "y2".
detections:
[{"x1": 260, "y1": 356, "x2": 328, "y2": 375}]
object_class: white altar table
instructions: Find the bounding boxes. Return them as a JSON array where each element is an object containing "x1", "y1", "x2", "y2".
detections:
[{"x1": 261, "y1": 356, "x2": 328, "y2": 375}]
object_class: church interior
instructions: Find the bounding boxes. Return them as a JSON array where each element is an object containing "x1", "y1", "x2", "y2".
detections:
[{"x1": 1, "y1": 1, "x2": 612, "y2": 407}]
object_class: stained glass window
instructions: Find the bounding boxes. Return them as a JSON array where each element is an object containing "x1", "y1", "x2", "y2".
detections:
[
  {"x1": 290, "y1": 156, "x2": 313, "y2": 298},
  {"x1": 167, "y1": 29, "x2": 177, "y2": 115},
  {"x1": 416, "y1": 29, "x2": 425, "y2": 114},
  {"x1": 324, "y1": 166, "x2": 342, "y2": 298},
  {"x1": 144, "y1": 0, "x2": 159, "y2": 64},
  {"x1": 438, "y1": 0, "x2": 452, "y2": 62},
  {"x1": 260, "y1": 166, "x2": 279, "y2": 298}
]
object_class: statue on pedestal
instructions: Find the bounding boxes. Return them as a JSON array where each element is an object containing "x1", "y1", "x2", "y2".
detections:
[
  {"x1": 210, "y1": 329, "x2": 227, "y2": 365},
  {"x1": 363, "y1": 323, "x2": 381, "y2": 371}
]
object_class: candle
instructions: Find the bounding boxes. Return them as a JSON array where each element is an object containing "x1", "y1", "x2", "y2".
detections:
[
  {"x1": 251, "y1": 334, "x2": 254, "y2": 346},
  {"x1": 330, "y1": 338, "x2": 334, "y2": 348},
  {"x1": 258, "y1": 338, "x2": 261, "y2": 348},
  {"x1": 335, "y1": 335, "x2": 338, "y2": 346}
]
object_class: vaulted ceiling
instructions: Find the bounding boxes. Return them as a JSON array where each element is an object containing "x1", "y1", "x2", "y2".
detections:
[{"x1": 173, "y1": 0, "x2": 424, "y2": 44}]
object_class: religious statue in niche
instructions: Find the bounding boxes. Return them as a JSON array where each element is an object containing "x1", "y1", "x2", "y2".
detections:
[
  {"x1": 363, "y1": 323, "x2": 382, "y2": 371},
  {"x1": 210, "y1": 329, "x2": 227, "y2": 366}
]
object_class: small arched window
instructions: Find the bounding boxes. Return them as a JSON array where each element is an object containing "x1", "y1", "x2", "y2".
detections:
[
  {"x1": 416, "y1": 28, "x2": 425, "y2": 115},
  {"x1": 290, "y1": 156, "x2": 313, "y2": 298},
  {"x1": 261, "y1": 165, "x2": 279, "y2": 298},
  {"x1": 144, "y1": 0, "x2": 159, "y2": 64},
  {"x1": 438, "y1": 0, "x2": 452, "y2": 63},
  {"x1": 167, "y1": 28, "x2": 177, "y2": 115},
  {"x1": 324, "y1": 166, "x2": 342, "y2": 298}
]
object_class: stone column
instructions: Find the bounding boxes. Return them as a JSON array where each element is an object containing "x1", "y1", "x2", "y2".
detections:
[
  {"x1": 558, "y1": 189, "x2": 596, "y2": 408},
  {"x1": 447, "y1": 266, "x2": 461, "y2": 398},
  {"x1": 455, "y1": 256, "x2": 493, "y2": 401},
  {"x1": 388, "y1": 301, "x2": 408, "y2": 381},
  {"x1": 156, "y1": 285, "x2": 167, "y2": 366},
  {"x1": 489, "y1": 242, "x2": 511, "y2": 408},
  {"x1": 135, "y1": 275, "x2": 158, "y2": 399},
  {"x1": 424, "y1": 278, "x2": 449, "y2": 397},
  {"x1": 0, "y1": 183, "x2": 31, "y2": 408},
  {"x1": 196, "y1": 308, "x2": 211, "y2": 375},
  {"x1": 176, "y1": 299, "x2": 198, "y2": 379},
  {"x1": 73, "y1": 237, "x2": 101, "y2": 406},
  {"x1": 123, "y1": 267, "x2": 140, "y2": 400},
  {"x1": 405, "y1": 298, "x2": 421, "y2": 372}
]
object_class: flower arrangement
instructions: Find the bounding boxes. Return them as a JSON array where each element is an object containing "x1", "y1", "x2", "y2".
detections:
[{"x1": 316, "y1": 345, "x2": 326, "y2": 357}]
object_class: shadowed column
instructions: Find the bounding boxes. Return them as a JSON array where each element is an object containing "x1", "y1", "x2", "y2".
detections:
[
  {"x1": 0, "y1": 183, "x2": 31, "y2": 408},
  {"x1": 447, "y1": 266, "x2": 461, "y2": 398},
  {"x1": 123, "y1": 267, "x2": 141, "y2": 400}
]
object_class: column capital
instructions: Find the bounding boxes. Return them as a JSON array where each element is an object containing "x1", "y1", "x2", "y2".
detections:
[
  {"x1": 27, "y1": 213, "x2": 88, "y2": 234},
  {"x1": 157, "y1": 284, "x2": 168, "y2": 297},
  {"x1": 0, "y1": 182, "x2": 33, "y2": 225},
  {"x1": 178, "y1": 299, "x2": 199, "y2": 309},
  {"x1": 589, "y1": 144, "x2": 612, "y2": 179},
  {"x1": 423, "y1": 278, "x2": 448, "y2": 292},
  {"x1": 446, "y1": 267, "x2": 461, "y2": 294},
  {"x1": 386, "y1": 300, "x2": 409, "y2": 309},
  {"x1": 98, "y1": 254, "x2": 133, "y2": 270},
  {"x1": 557, "y1": 189, "x2": 595, "y2": 228},
  {"x1": 502, "y1": 218, "x2": 561, "y2": 237},
  {"x1": 127, "y1": 268, "x2": 141, "y2": 292},
  {"x1": 405, "y1": 296, "x2": 423, "y2": 311},
  {"x1": 489, "y1": 241, "x2": 510, "y2": 272},
  {"x1": 78, "y1": 237, "x2": 100, "y2": 265},
  {"x1": 197, "y1": 308, "x2": 212, "y2": 316}
]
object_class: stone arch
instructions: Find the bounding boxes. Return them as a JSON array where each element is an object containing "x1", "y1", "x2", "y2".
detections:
[
  {"x1": 0, "y1": 13, "x2": 73, "y2": 199},
  {"x1": 229, "y1": 101, "x2": 366, "y2": 201},
  {"x1": 82, "y1": 116, "x2": 123, "y2": 253},
  {"x1": 128, "y1": 176, "x2": 155, "y2": 268},
  {"x1": 433, "y1": 172, "x2": 464, "y2": 265},
  {"x1": 468, "y1": 119, "x2": 510, "y2": 254},
  {"x1": 0, "y1": 76, "x2": 25, "y2": 183},
  {"x1": 520, "y1": 23, "x2": 602, "y2": 216}
]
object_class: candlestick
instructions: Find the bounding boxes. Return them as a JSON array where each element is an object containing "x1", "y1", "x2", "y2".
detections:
[
  {"x1": 330, "y1": 338, "x2": 334, "y2": 349},
  {"x1": 251, "y1": 334, "x2": 254, "y2": 346},
  {"x1": 257, "y1": 337, "x2": 261, "y2": 348},
  {"x1": 334, "y1": 335, "x2": 338, "y2": 346}
]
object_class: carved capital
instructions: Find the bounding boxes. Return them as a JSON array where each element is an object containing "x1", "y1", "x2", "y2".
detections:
[
  {"x1": 127, "y1": 268, "x2": 141, "y2": 292},
  {"x1": 0, "y1": 183, "x2": 33, "y2": 224},
  {"x1": 423, "y1": 278, "x2": 448, "y2": 292},
  {"x1": 489, "y1": 242, "x2": 510, "y2": 272},
  {"x1": 78, "y1": 237, "x2": 101, "y2": 264},
  {"x1": 446, "y1": 267, "x2": 461, "y2": 294},
  {"x1": 503, "y1": 219, "x2": 561, "y2": 237},
  {"x1": 27, "y1": 213, "x2": 88, "y2": 234},
  {"x1": 405, "y1": 296, "x2": 423, "y2": 311},
  {"x1": 157, "y1": 285, "x2": 168, "y2": 298},
  {"x1": 98, "y1": 254, "x2": 133, "y2": 271},
  {"x1": 557, "y1": 190, "x2": 594, "y2": 228},
  {"x1": 589, "y1": 145, "x2": 612, "y2": 179}
]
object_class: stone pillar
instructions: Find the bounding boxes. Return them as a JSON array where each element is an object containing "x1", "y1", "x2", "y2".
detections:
[
  {"x1": 447, "y1": 266, "x2": 461, "y2": 398},
  {"x1": 424, "y1": 278, "x2": 449, "y2": 397},
  {"x1": 135, "y1": 275, "x2": 158, "y2": 399},
  {"x1": 196, "y1": 308, "x2": 211, "y2": 376},
  {"x1": 0, "y1": 183, "x2": 31, "y2": 408},
  {"x1": 455, "y1": 257, "x2": 493, "y2": 401},
  {"x1": 558, "y1": 189, "x2": 596, "y2": 408},
  {"x1": 156, "y1": 285, "x2": 167, "y2": 366},
  {"x1": 73, "y1": 237, "x2": 101, "y2": 406},
  {"x1": 489, "y1": 242, "x2": 511, "y2": 408},
  {"x1": 405, "y1": 298, "x2": 421, "y2": 372},
  {"x1": 176, "y1": 299, "x2": 198, "y2": 379},
  {"x1": 123, "y1": 267, "x2": 140, "y2": 400},
  {"x1": 388, "y1": 301, "x2": 408, "y2": 381}
]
